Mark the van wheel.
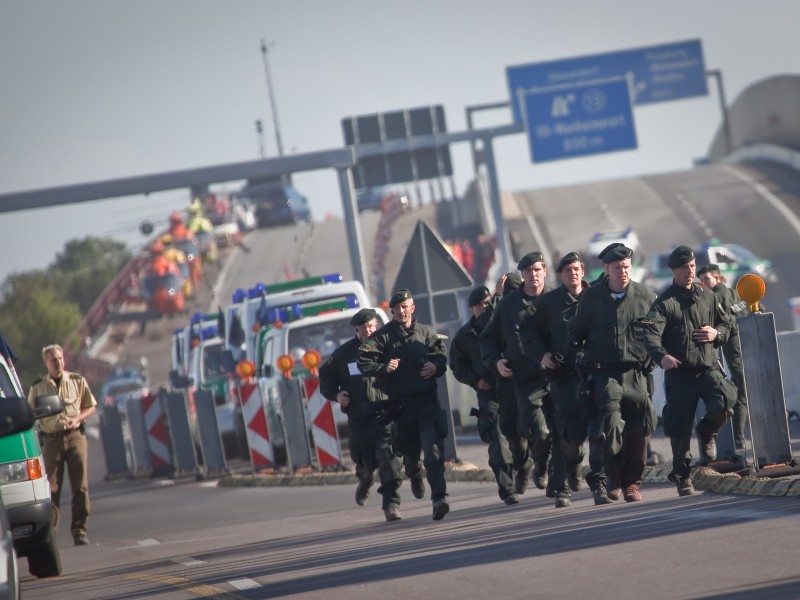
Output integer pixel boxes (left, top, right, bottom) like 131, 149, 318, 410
27, 534, 62, 578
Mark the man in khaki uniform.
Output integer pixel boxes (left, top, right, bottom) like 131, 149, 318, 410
28, 344, 97, 546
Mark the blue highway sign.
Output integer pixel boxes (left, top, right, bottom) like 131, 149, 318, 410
521, 77, 637, 163
507, 39, 707, 123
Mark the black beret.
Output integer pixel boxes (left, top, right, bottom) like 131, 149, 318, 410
468, 286, 491, 307
517, 251, 545, 270
556, 251, 582, 273
602, 245, 633, 264
697, 263, 720, 276
668, 245, 695, 269
503, 272, 522, 295
350, 308, 377, 326
389, 288, 412, 308
597, 242, 624, 260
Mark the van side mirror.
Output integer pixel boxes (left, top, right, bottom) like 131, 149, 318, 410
32, 394, 65, 420
221, 350, 236, 374
0, 396, 35, 437
169, 370, 193, 390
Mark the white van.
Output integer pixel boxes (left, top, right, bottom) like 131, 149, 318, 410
257, 307, 388, 443
222, 273, 371, 366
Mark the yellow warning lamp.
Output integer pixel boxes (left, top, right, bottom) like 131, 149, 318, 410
302, 349, 322, 375
272, 321, 284, 329
379, 300, 389, 311
236, 360, 256, 383
736, 274, 766, 313
251, 323, 260, 333
276, 354, 295, 378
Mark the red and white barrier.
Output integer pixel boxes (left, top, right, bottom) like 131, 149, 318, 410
240, 381, 276, 470
142, 393, 171, 473
302, 376, 343, 469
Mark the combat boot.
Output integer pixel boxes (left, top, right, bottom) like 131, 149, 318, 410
514, 464, 532, 495
410, 477, 426, 499
503, 493, 520, 506
676, 476, 697, 497
696, 427, 717, 463
432, 498, 450, 521
623, 483, 642, 502
384, 504, 402, 522
355, 479, 373, 506
555, 492, 571, 508
592, 481, 613, 506
532, 461, 548, 490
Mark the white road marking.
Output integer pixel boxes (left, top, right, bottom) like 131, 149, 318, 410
721, 163, 800, 238
179, 558, 206, 566
229, 577, 261, 590
137, 538, 161, 546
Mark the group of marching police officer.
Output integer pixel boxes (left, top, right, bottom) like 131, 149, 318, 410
321, 241, 743, 522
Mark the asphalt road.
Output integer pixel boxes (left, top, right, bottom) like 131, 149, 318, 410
20, 434, 800, 600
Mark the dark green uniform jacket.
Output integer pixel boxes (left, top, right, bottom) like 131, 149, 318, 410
450, 314, 495, 390
569, 280, 657, 365
357, 318, 447, 398
319, 336, 390, 429
479, 285, 549, 383
524, 281, 588, 365
643, 282, 732, 367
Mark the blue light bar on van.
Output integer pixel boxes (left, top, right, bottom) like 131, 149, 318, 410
321, 273, 343, 284
345, 295, 359, 308
190, 311, 205, 324
247, 282, 267, 299
231, 288, 246, 304
290, 303, 303, 320
200, 325, 218, 340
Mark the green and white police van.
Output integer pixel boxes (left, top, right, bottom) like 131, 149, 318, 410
0, 351, 64, 578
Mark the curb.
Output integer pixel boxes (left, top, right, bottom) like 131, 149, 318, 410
219, 462, 800, 497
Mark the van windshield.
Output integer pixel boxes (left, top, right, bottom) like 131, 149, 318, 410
287, 317, 355, 361
0, 364, 16, 398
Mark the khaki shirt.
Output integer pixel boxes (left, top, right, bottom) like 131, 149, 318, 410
28, 370, 97, 433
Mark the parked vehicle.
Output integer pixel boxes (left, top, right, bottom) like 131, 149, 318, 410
100, 366, 149, 418
238, 182, 312, 227
0, 351, 65, 579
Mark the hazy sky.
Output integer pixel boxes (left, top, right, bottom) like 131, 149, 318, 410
1, 1, 799, 285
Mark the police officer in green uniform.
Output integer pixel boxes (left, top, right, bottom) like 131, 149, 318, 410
319, 308, 404, 522
450, 286, 518, 506
643, 247, 736, 496
526, 252, 589, 508
568, 245, 657, 505
486, 273, 534, 495
480, 252, 552, 492
28, 344, 97, 546
697, 263, 749, 449
357, 289, 451, 521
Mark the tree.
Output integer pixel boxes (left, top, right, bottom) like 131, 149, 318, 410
0, 236, 130, 388
51, 237, 131, 313
0, 287, 81, 389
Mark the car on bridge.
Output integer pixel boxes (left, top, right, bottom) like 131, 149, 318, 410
238, 182, 312, 228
